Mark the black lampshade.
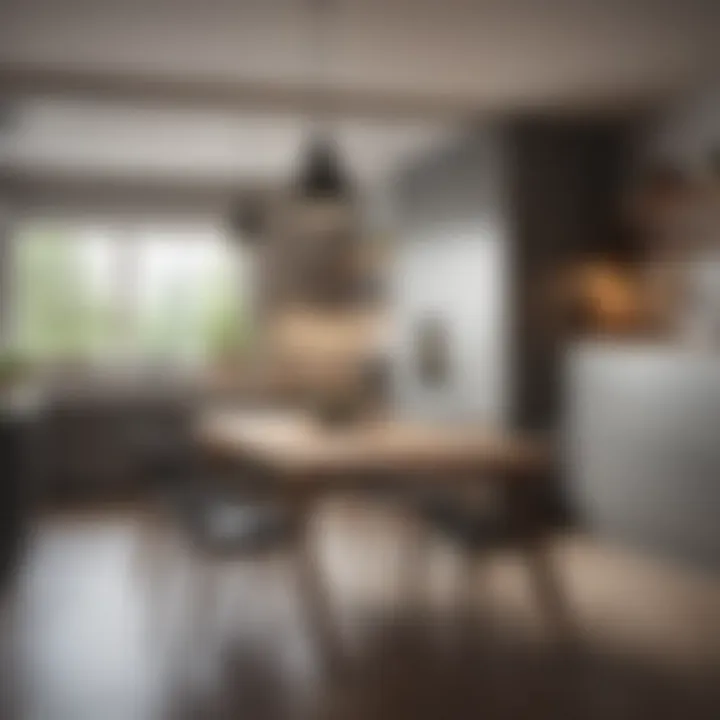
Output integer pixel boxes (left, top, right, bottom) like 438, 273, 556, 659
295, 134, 352, 200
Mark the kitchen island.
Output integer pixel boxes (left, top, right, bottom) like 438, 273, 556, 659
567, 341, 720, 567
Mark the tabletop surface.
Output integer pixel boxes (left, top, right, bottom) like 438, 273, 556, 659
197, 409, 551, 480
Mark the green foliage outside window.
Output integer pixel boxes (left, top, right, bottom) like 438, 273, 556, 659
12, 224, 250, 366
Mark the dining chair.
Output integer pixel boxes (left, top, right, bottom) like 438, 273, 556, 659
133, 406, 299, 655
412, 479, 574, 644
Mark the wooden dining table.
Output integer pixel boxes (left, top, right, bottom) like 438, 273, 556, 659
195, 409, 565, 667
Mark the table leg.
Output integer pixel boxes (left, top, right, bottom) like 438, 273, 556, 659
399, 511, 431, 616
292, 497, 344, 674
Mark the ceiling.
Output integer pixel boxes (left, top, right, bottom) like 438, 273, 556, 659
1, 0, 718, 188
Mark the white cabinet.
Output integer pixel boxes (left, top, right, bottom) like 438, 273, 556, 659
567, 343, 720, 566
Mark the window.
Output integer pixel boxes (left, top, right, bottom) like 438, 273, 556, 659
11, 220, 251, 367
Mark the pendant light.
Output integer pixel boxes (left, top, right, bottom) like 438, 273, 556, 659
295, 132, 351, 200
294, 0, 352, 201
229, 0, 351, 242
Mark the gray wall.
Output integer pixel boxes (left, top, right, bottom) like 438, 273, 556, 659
388, 130, 512, 426
644, 86, 720, 172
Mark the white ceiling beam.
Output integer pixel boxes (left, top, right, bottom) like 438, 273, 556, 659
0, 165, 274, 216
0, 62, 482, 122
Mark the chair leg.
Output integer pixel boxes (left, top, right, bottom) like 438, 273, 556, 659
454, 545, 496, 647
135, 509, 175, 605
135, 507, 194, 661
161, 549, 224, 694
504, 478, 578, 647
189, 548, 222, 647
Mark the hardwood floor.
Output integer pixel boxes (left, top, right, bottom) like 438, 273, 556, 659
1, 499, 719, 720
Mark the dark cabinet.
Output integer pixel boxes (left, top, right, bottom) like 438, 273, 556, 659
0, 399, 41, 592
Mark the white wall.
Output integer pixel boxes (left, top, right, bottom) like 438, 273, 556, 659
388, 130, 511, 426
